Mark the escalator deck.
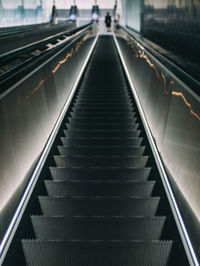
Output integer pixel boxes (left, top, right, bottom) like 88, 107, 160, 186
15, 35, 187, 265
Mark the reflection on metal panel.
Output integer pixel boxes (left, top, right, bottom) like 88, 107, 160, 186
143, 0, 200, 67
116, 31, 200, 260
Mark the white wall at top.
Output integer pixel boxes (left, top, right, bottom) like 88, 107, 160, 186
1, 0, 21, 8
56, 0, 71, 9
1, 0, 122, 10
56, 0, 121, 9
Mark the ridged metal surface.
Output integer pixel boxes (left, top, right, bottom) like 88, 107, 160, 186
39, 197, 160, 217
44, 180, 155, 197
49, 167, 152, 181
31, 216, 166, 240
22, 240, 172, 266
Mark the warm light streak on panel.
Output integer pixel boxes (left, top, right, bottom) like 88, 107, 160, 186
126, 37, 160, 80
172, 91, 200, 121
124, 35, 200, 122
24, 34, 89, 102
52, 37, 86, 74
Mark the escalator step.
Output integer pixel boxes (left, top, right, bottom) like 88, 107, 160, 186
73, 106, 133, 112
68, 117, 137, 124
39, 197, 160, 216
74, 103, 133, 107
60, 137, 143, 146
22, 240, 172, 266
73, 104, 133, 109
71, 110, 135, 116
49, 167, 151, 181
63, 129, 140, 138
66, 123, 139, 131
75, 96, 130, 102
76, 96, 130, 101
57, 145, 145, 156
44, 180, 155, 197
31, 216, 166, 241
54, 155, 148, 168
70, 114, 135, 120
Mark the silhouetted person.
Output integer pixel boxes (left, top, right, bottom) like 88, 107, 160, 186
105, 12, 111, 30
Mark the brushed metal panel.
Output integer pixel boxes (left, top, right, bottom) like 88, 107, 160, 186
0, 33, 95, 242
116, 31, 200, 258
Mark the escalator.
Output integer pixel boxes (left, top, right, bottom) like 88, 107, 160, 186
4, 35, 189, 265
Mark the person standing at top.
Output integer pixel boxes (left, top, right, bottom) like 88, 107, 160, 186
105, 12, 112, 31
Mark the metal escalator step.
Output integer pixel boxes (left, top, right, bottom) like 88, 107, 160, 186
77, 95, 129, 99
60, 137, 143, 146
22, 240, 172, 266
65, 128, 139, 134
44, 180, 155, 197
82, 77, 126, 82
54, 155, 148, 168
73, 104, 133, 109
68, 117, 137, 124
77, 96, 130, 101
78, 89, 128, 92
76, 96, 130, 102
66, 123, 139, 131
39, 197, 160, 216
63, 129, 140, 138
77, 91, 128, 94
71, 110, 135, 116
49, 167, 151, 181
73, 106, 133, 112
57, 145, 145, 156
31, 216, 166, 241
70, 114, 135, 120
74, 103, 133, 107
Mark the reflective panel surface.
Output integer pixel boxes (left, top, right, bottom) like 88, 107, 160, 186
143, 0, 200, 68
116, 30, 200, 260
0, 31, 95, 242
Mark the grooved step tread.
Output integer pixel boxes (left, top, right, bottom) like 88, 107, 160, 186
31, 216, 166, 241
22, 240, 173, 266
61, 137, 143, 147
44, 180, 155, 197
63, 129, 140, 138
68, 117, 137, 123
73, 106, 134, 111
54, 155, 148, 168
39, 197, 160, 216
49, 167, 151, 181
70, 115, 135, 120
76, 96, 130, 102
71, 111, 135, 116
57, 145, 145, 156
65, 123, 139, 131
